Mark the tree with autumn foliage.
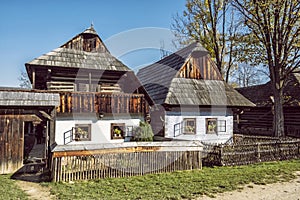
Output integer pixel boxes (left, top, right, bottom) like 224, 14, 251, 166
172, 0, 241, 82
232, 0, 300, 137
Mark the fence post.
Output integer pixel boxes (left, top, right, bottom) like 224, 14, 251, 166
219, 145, 223, 166
257, 143, 261, 162
298, 141, 300, 158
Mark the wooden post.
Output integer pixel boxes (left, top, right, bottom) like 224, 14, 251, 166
61, 94, 65, 113
32, 68, 36, 89
67, 94, 72, 113
257, 143, 261, 162
89, 72, 92, 92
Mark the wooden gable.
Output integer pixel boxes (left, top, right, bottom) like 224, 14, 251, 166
61, 31, 107, 53
176, 55, 222, 80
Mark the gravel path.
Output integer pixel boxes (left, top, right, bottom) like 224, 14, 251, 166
197, 171, 300, 200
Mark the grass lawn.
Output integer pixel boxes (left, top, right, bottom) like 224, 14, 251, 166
41, 159, 300, 200
0, 174, 29, 200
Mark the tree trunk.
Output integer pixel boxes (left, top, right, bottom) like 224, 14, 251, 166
272, 86, 285, 137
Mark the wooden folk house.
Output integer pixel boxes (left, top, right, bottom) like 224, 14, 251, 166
236, 73, 300, 137
24, 26, 152, 156
137, 42, 254, 144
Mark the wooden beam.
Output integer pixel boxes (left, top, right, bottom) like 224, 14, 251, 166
50, 76, 120, 83
32, 68, 36, 89
89, 72, 92, 92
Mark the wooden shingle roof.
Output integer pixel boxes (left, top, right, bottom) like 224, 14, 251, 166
137, 42, 254, 107
166, 78, 255, 107
26, 47, 129, 71
26, 26, 130, 72
0, 89, 60, 107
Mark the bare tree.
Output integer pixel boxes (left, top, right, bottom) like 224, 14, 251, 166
18, 70, 31, 89
232, 0, 300, 137
159, 40, 171, 59
231, 63, 269, 87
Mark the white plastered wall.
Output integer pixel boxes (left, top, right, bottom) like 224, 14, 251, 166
164, 108, 233, 144
55, 118, 140, 145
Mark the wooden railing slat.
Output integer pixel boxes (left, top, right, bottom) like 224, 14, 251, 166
51, 150, 203, 182
56, 92, 147, 115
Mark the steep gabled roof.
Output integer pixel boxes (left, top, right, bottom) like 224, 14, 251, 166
26, 25, 130, 72
137, 42, 209, 104
137, 42, 254, 107
237, 73, 300, 107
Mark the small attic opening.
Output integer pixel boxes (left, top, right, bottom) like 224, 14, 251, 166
82, 34, 98, 52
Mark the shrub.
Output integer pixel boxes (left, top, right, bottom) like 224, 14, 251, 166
133, 121, 154, 141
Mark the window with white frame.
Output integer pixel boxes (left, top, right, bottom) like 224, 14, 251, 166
174, 122, 181, 137
126, 126, 134, 137
218, 120, 226, 132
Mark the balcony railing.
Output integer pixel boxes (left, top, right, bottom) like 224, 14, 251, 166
56, 92, 148, 115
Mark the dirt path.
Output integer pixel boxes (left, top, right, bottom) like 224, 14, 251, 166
196, 171, 300, 200
15, 180, 56, 200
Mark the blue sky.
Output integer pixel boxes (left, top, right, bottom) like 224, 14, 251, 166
0, 0, 186, 87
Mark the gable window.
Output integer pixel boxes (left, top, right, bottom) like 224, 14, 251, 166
218, 120, 226, 132
111, 123, 125, 139
183, 118, 196, 134
206, 118, 217, 134
74, 124, 91, 141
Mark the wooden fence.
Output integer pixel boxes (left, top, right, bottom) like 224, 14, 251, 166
203, 139, 300, 166
51, 142, 202, 182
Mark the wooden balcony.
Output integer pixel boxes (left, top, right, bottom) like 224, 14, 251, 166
56, 92, 149, 115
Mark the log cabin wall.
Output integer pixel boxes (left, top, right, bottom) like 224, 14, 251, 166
31, 65, 126, 93
0, 113, 24, 174
235, 107, 300, 138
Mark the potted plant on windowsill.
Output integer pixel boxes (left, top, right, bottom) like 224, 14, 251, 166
114, 128, 122, 138
208, 122, 216, 133
75, 127, 88, 141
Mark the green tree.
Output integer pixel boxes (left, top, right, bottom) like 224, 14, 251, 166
232, 0, 300, 137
